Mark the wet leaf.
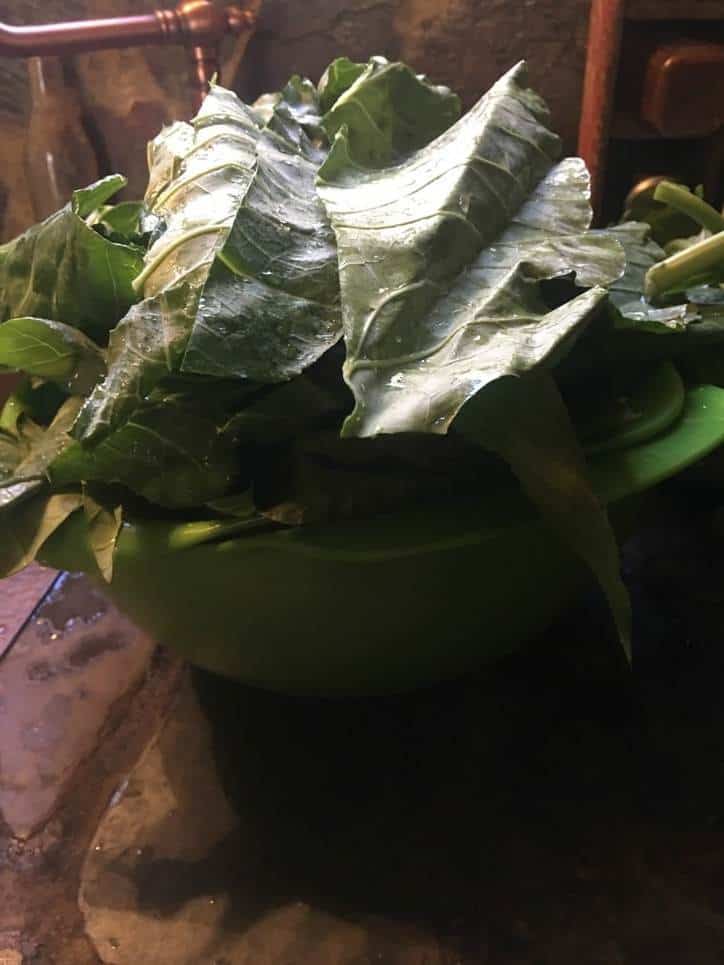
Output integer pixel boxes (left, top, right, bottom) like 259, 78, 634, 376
317, 62, 624, 438
0, 317, 105, 393
76, 82, 340, 443
0, 176, 143, 341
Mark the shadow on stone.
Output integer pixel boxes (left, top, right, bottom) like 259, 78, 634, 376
81, 491, 724, 964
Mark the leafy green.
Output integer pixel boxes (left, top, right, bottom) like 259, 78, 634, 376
0, 492, 82, 577
0, 176, 143, 340
646, 230, 724, 302
317, 62, 624, 438
563, 197, 724, 370
53, 393, 243, 508
600, 223, 667, 318
0, 56, 711, 652
88, 201, 146, 246
72, 283, 199, 441
321, 56, 461, 167
73, 175, 129, 219
264, 76, 327, 150
318, 57, 367, 113
76, 81, 341, 443
0, 317, 105, 392
317, 61, 632, 655
607, 182, 724, 328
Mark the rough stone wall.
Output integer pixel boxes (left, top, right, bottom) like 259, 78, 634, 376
0, 0, 592, 241
0, 0, 189, 238
240, 0, 591, 148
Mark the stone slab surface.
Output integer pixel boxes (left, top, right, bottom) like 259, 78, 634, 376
0, 572, 156, 838
0, 565, 58, 660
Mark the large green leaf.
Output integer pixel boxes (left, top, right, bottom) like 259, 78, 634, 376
320, 56, 461, 167
456, 373, 631, 656
318, 62, 629, 652
0, 492, 82, 578
599, 221, 705, 334
0, 317, 105, 392
179, 132, 340, 379
72, 283, 200, 441
317, 62, 624, 438
0, 176, 143, 340
259, 76, 327, 154
73, 175, 129, 219
317, 57, 367, 113
53, 393, 244, 508
88, 200, 146, 247
75, 81, 341, 443
601, 222, 667, 317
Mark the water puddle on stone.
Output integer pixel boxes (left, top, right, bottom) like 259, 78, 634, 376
0, 571, 156, 838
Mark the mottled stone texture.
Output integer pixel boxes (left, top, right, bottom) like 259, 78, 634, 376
0, 0, 591, 240
0, 0, 189, 238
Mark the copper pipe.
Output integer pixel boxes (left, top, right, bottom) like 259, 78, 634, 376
577, 0, 626, 221
0, 13, 170, 56
0, 0, 259, 109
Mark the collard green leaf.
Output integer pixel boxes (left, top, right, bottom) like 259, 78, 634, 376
318, 62, 629, 651
73, 175, 128, 219
89, 201, 146, 246
0, 317, 105, 392
0, 397, 83, 511
138, 87, 261, 299
0, 491, 82, 578
456, 373, 631, 658
53, 394, 242, 508
180, 108, 340, 378
72, 284, 199, 441
84, 494, 122, 582
321, 56, 461, 167
317, 62, 624, 438
601, 222, 666, 317
76, 81, 341, 443
596, 221, 711, 335
264, 76, 326, 153
318, 57, 367, 113
0, 177, 143, 340
575, 222, 724, 367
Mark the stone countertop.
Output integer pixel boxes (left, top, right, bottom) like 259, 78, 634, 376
0, 569, 183, 964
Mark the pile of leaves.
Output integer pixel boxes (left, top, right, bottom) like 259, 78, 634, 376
3, 56, 724, 656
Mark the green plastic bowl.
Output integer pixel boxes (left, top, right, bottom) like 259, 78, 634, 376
39, 372, 724, 695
